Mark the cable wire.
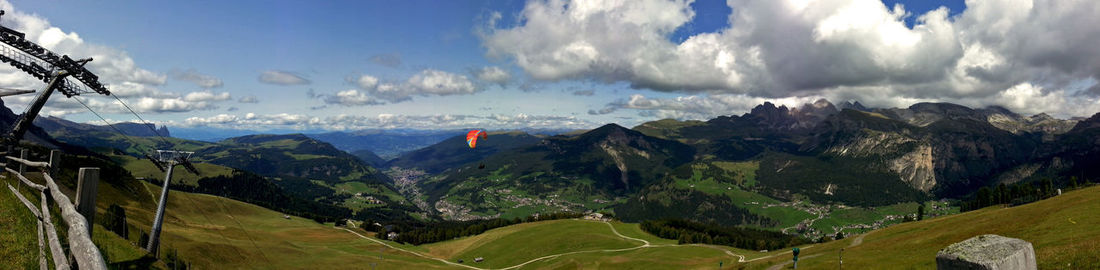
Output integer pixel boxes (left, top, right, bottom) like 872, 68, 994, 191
110, 95, 173, 146
72, 96, 148, 149
74, 95, 263, 266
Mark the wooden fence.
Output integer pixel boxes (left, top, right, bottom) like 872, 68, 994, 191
3, 148, 106, 270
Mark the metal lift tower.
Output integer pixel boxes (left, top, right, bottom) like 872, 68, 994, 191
145, 150, 200, 256
0, 10, 113, 145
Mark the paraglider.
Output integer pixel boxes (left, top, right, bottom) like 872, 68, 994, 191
467, 130, 487, 148
467, 130, 488, 169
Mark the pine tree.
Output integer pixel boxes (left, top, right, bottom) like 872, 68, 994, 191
917, 204, 925, 221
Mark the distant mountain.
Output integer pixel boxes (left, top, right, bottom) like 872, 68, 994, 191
0, 100, 72, 149
37, 116, 170, 137
167, 127, 276, 142
875, 103, 1077, 138
200, 133, 392, 186
415, 124, 694, 220
307, 130, 458, 159
32, 117, 419, 222
386, 131, 544, 174
352, 149, 386, 168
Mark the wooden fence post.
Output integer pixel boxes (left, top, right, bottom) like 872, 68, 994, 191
76, 167, 99, 235
48, 150, 60, 176
18, 148, 27, 175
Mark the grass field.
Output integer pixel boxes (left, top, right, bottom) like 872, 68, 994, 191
424, 220, 638, 268
0, 177, 48, 269
744, 185, 1100, 269
672, 166, 814, 229
2, 171, 157, 269
126, 181, 451, 269
8, 166, 1098, 269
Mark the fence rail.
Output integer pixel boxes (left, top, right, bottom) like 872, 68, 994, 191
4, 149, 105, 270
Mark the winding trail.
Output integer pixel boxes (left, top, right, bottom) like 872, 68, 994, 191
339, 227, 485, 270
339, 219, 756, 269
849, 231, 867, 247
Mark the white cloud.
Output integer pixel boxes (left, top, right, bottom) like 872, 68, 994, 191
170, 69, 223, 89
258, 70, 310, 85
354, 75, 379, 90
322, 89, 384, 106
405, 69, 478, 96
474, 66, 511, 86
318, 69, 482, 105
183, 91, 231, 102
178, 112, 600, 131
238, 95, 259, 103
0, 1, 235, 116
0, 5, 168, 87
591, 93, 820, 120
131, 96, 221, 113
483, 0, 1100, 118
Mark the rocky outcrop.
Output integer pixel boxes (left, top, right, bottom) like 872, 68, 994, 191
936, 234, 1036, 270
890, 144, 936, 192
824, 130, 915, 157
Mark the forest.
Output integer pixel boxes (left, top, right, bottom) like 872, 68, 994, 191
364, 212, 584, 245
640, 218, 809, 251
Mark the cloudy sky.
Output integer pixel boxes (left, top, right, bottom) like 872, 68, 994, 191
1, 0, 1098, 132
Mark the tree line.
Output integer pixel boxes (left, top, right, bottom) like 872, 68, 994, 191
960, 177, 1088, 212
363, 212, 584, 245
640, 218, 809, 251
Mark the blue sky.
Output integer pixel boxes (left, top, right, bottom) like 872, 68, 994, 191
3, 0, 1099, 132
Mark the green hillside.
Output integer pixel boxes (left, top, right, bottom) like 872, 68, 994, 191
744, 184, 1100, 269
123, 181, 449, 269
417, 124, 694, 220
386, 131, 544, 174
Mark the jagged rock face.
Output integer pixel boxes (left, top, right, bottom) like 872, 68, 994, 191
890, 144, 936, 192
986, 112, 1076, 138
872, 102, 1076, 137
821, 130, 937, 192
743, 100, 838, 131
824, 131, 916, 157
836, 100, 870, 112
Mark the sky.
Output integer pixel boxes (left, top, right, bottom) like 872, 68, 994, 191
1, 0, 1098, 132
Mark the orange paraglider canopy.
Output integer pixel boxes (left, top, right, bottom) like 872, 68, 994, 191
466, 130, 487, 148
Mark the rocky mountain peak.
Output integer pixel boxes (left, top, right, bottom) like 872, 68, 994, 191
837, 100, 870, 112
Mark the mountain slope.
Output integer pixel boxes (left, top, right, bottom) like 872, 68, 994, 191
193, 134, 415, 218
352, 149, 387, 168
417, 124, 695, 220
32, 117, 416, 221
386, 131, 544, 174
746, 185, 1100, 269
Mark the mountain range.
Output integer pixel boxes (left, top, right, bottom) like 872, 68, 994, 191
386, 99, 1098, 224
14, 97, 1100, 229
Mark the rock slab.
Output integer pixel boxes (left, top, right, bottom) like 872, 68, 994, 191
936, 234, 1036, 270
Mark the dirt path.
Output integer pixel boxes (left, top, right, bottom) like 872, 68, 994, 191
339, 227, 485, 270
849, 232, 867, 247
